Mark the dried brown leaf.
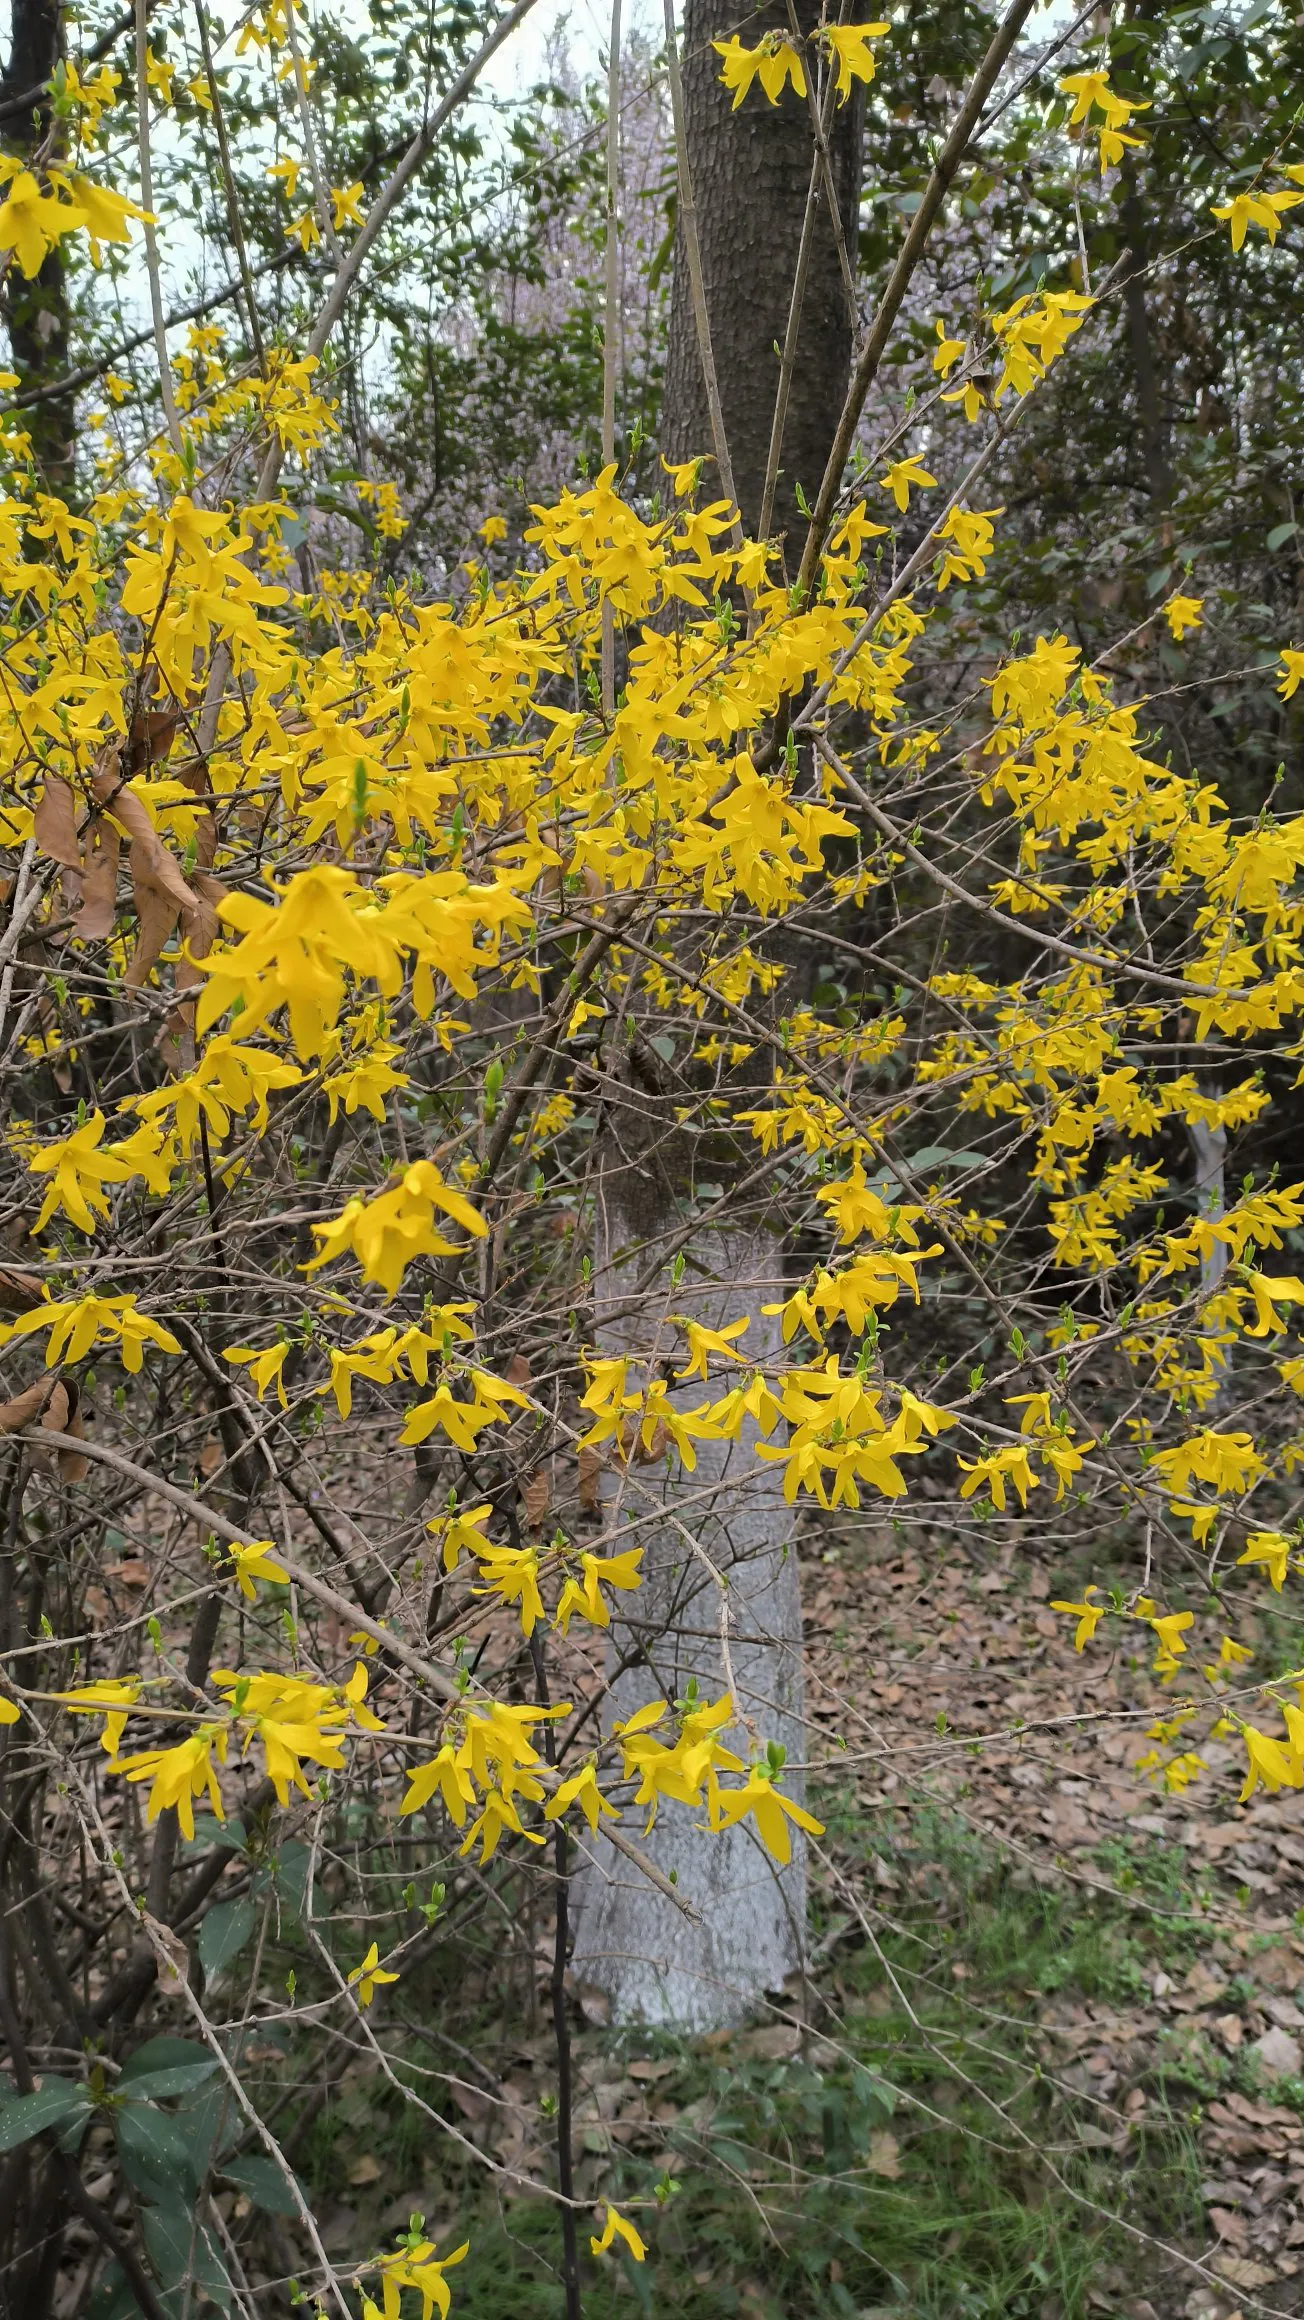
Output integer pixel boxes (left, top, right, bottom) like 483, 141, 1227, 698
866, 2130, 903, 2180
522, 1469, 550, 1531
0, 1266, 44, 1313
33, 775, 81, 868
577, 1445, 602, 1514
0, 1376, 86, 1480
0, 1380, 53, 1432
72, 821, 120, 940
41, 1379, 87, 1482
141, 1913, 190, 1986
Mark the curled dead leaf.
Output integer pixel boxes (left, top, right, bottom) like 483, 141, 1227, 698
577, 1444, 602, 1514
521, 1469, 550, 1531
0, 1375, 88, 1480
126, 702, 185, 775
141, 1913, 190, 1986
33, 775, 81, 869
0, 1266, 44, 1313
73, 821, 120, 940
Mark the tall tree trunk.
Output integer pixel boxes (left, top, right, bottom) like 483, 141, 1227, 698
574, 0, 862, 2035
660, 0, 862, 540
3, 0, 74, 493
571, 1070, 806, 2030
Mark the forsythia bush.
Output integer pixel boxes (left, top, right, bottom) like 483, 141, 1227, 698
2, 9, 1304, 2314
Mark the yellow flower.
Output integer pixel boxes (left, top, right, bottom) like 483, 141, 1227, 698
1212, 187, 1304, 250
400, 1743, 476, 1826
306, 1159, 487, 1297
0, 1293, 180, 1373
590, 2204, 647, 2261
51, 1677, 141, 1754
712, 34, 805, 109
460, 1786, 545, 1863
822, 21, 888, 99
1147, 1609, 1193, 1657
1238, 1530, 1293, 1590
223, 1342, 291, 1407
878, 454, 937, 512
112, 1729, 229, 1841
368, 2235, 468, 2320
268, 155, 300, 201
348, 1942, 399, 2007
330, 181, 364, 231
1057, 68, 1114, 126
544, 1763, 619, 1832
0, 169, 84, 280
554, 1548, 643, 1633
956, 1445, 1039, 1511
479, 513, 507, 543
660, 455, 702, 498
145, 47, 175, 102
28, 1111, 133, 1234
60, 175, 149, 265
0, 1691, 21, 1725
472, 1541, 545, 1636
229, 1540, 292, 1602
1163, 593, 1203, 640
932, 319, 965, 377
672, 1314, 750, 1380
1240, 1722, 1301, 1801
1278, 647, 1304, 699
426, 1501, 494, 1572
709, 1770, 825, 1866
399, 1368, 528, 1452
1049, 1586, 1104, 1651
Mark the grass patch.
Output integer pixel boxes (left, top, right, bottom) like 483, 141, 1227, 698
291, 1812, 1207, 2320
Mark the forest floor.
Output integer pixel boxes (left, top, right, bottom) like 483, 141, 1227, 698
295, 1516, 1304, 2320
797, 1513, 1304, 2320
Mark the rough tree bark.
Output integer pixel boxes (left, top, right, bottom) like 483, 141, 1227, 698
572, 0, 863, 2035
571, 1075, 806, 2029
2, 0, 74, 491
660, 0, 862, 541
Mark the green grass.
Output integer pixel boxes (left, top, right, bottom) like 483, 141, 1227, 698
289, 1810, 1208, 2320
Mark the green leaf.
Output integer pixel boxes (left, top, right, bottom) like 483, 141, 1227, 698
141, 2203, 233, 2311
119, 2061, 221, 2102
197, 1897, 257, 1978
170, 2080, 240, 2181
181, 1813, 247, 1858
120, 2037, 213, 2085
272, 1838, 313, 1921
0, 2080, 91, 2153
85, 2262, 137, 2320
115, 2102, 201, 2197
904, 1146, 987, 1171
219, 2152, 303, 2215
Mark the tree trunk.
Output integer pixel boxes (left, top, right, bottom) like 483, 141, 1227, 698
3, 0, 74, 493
660, 0, 862, 539
571, 1112, 806, 2030
573, 0, 863, 2034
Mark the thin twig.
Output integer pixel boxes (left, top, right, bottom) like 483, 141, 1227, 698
135, 0, 185, 458
660, 0, 742, 535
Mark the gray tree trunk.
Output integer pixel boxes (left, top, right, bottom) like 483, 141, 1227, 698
572, 0, 864, 2033
570, 1199, 806, 2030
661, 0, 862, 538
